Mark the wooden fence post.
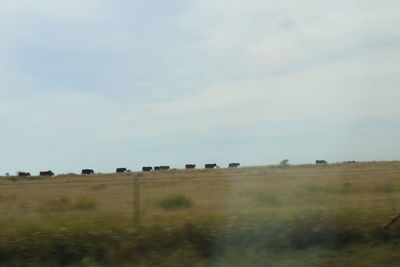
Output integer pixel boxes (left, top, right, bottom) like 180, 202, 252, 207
133, 174, 140, 224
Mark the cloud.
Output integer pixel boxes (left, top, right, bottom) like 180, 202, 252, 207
122, 45, 400, 125
174, 0, 400, 79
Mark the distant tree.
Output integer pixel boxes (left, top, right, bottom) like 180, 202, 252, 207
280, 159, 289, 167
5, 172, 9, 177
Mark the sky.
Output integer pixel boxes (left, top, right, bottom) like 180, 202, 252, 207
0, 0, 400, 175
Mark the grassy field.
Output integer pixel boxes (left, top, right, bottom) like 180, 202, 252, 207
1, 161, 400, 266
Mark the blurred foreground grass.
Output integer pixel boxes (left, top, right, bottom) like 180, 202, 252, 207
0, 212, 400, 266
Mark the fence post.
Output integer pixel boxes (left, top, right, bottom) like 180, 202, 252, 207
133, 174, 140, 224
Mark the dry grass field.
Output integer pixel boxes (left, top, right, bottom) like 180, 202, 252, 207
1, 161, 400, 223
1, 161, 400, 266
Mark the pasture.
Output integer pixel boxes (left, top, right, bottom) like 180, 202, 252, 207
1, 161, 400, 266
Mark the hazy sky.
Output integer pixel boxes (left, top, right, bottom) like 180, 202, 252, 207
1, 0, 399, 174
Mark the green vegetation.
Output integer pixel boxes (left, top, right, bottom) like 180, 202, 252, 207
245, 191, 281, 206
157, 194, 193, 210
0, 210, 398, 266
37, 197, 97, 214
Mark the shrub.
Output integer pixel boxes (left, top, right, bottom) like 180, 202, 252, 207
37, 197, 97, 213
157, 194, 193, 210
72, 197, 97, 210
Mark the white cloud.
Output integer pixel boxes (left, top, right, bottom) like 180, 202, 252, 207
114, 41, 400, 145
175, 0, 400, 78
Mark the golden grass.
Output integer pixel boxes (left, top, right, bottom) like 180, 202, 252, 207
1, 162, 400, 265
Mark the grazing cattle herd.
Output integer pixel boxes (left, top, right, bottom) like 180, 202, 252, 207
11, 160, 339, 177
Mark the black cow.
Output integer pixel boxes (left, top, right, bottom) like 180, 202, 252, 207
205, 163, 219, 169
160, 166, 170, 170
316, 160, 327, 165
17, 171, 30, 177
142, 166, 152, 172
185, 164, 196, 169
40, 170, 54, 176
82, 169, 94, 175
228, 163, 240, 168
116, 168, 127, 173
154, 166, 161, 171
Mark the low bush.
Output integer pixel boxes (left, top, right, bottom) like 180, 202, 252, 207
37, 197, 97, 213
157, 194, 193, 210
72, 197, 97, 210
